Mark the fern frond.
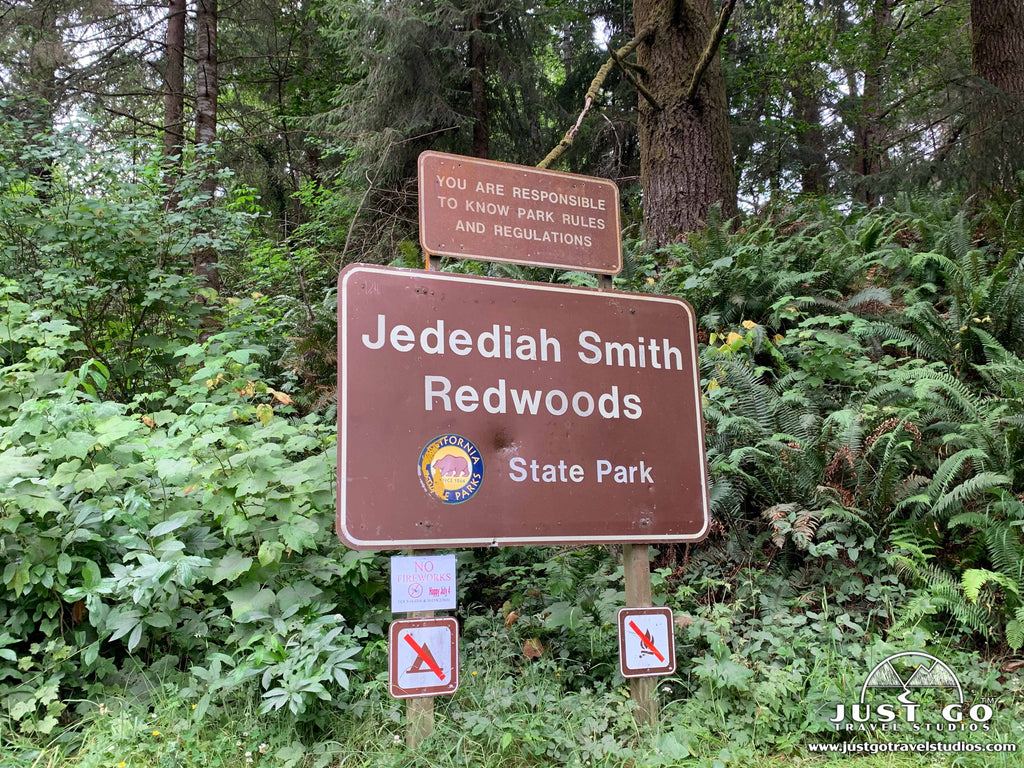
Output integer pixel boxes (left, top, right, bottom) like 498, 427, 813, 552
844, 286, 893, 310
962, 568, 1019, 603
985, 523, 1024, 581
887, 591, 949, 638
912, 250, 963, 283
821, 409, 864, 455
867, 428, 917, 512
929, 448, 989, 500
1007, 619, 1023, 651
941, 209, 974, 262
707, 476, 742, 521
878, 367, 984, 421
929, 472, 1011, 522
948, 511, 993, 531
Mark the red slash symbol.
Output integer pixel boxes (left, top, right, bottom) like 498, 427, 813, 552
628, 620, 665, 663
403, 634, 446, 680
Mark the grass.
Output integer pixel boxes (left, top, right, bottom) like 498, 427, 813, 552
5, 608, 1022, 768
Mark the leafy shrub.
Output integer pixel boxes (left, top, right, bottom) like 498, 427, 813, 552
0, 285, 385, 733
0, 113, 261, 399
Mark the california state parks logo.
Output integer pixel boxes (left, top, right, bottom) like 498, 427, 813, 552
419, 435, 484, 503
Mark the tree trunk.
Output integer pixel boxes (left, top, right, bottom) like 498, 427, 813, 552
469, 12, 489, 159
792, 80, 827, 195
970, 0, 1024, 192
634, 0, 737, 243
194, 0, 220, 289
851, 0, 890, 207
163, 0, 186, 202
23, 1, 61, 191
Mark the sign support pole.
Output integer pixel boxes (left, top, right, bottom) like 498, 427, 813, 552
405, 606, 436, 748
404, 255, 440, 747
623, 543, 658, 726
403, 553, 437, 744
598, 273, 658, 727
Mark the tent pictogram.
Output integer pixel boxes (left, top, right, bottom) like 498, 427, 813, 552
404, 636, 445, 679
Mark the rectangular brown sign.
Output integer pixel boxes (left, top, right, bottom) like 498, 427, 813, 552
337, 264, 710, 550
418, 151, 622, 274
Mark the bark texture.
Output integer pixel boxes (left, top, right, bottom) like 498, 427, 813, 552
194, 0, 220, 289
851, 0, 890, 206
970, 0, 1024, 191
163, 0, 187, 201
469, 12, 489, 159
634, 0, 737, 243
195, 0, 218, 154
793, 81, 827, 195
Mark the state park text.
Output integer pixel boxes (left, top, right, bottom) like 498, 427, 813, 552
360, 313, 687, 420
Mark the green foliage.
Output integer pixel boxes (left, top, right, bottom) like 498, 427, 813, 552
0, 115, 262, 399
0, 281, 387, 734
618, 196, 1024, 651
4, 116, 1024, 764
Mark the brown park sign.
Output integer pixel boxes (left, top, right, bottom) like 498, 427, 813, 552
336, 264, 710, 550
418, 151, 622, 274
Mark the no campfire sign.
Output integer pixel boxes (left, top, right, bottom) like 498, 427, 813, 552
617, 607, 676, 678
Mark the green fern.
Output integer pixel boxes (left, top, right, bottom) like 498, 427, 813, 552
961, 568, 1019, 603
1008, 617, 1024, 651
889, 562, 994, 640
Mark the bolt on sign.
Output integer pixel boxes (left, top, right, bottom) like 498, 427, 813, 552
389, 617, 460, 698
617, 607, 676, 678
336, 264, 711, 550
418, 151, 622, 274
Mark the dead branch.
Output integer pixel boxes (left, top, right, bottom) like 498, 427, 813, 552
537, 26, 654, 170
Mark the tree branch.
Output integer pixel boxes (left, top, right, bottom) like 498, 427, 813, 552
608, 43, 661, 110
686, 0, 738, 103
537, 26, 654, 170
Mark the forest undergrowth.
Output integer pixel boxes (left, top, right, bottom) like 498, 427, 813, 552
2, 127, 1024, 766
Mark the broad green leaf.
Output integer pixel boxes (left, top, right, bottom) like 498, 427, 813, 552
257, 541, 285, 566
47, 432, 97, 460
223, 581, 276, 621
92, 415, 143, 446
81, 560, 102, 590
144, 612, 173, 628
150, 515, 190, 538
73, 463, 120, 492
155, 457, 193, 484
0, 448, 42, 483
256, 403, 273, 425
107, 609, 142, 642
208, 550, 254, 584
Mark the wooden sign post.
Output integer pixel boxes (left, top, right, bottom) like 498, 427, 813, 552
339, 153, 709, 743
599, 272, 658, 726
407, 262, 444, 749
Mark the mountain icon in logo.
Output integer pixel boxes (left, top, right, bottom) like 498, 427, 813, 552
905, 661, 960, 689
860, 652, 963, 705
